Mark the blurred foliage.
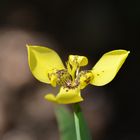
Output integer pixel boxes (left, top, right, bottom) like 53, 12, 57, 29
55, 105, 76, 140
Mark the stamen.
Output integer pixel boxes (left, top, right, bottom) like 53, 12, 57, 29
56, 69, 80, 89
48, 68, 93, 90
77, 70, 94, 89
56, 69, 72, 86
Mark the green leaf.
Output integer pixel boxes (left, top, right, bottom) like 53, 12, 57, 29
73, 104, 92, 140
55, 105, 76, 140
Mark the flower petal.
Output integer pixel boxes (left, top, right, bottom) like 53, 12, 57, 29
56, 87, 83, 104
69, 55, 88, 67
45, 94, 57, 103
79, 71, 94, 89
90, 50, 130, 86
27, 45, 65, 83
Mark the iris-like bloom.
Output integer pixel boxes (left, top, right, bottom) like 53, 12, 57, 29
27, 45, 129, 104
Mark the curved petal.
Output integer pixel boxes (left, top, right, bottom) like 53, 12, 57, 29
78, 70, 94, 89
44, 87, 83, 104
90, 50, 130, 86
69, 55, 88, 67
56, 87, 83, 104
27, 45, 65, 83
45, 93, 57, 103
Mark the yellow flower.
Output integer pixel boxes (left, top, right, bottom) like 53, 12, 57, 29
27, 45, 130, 104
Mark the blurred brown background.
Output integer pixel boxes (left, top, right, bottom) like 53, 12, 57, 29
0, 0, 139, 140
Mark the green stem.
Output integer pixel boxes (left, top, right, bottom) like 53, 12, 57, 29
73, 104, 82, 140
73, 103, 92, 140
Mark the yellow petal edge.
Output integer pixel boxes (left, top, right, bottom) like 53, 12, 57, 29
27, 45, 65, 83
45, 87, 83, 104
91, 50, 130, 86
69, 55, 88, 66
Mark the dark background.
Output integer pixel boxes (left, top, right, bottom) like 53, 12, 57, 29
0, 0, 139, 140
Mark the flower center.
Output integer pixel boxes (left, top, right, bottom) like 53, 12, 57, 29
48, 69, 94, 89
